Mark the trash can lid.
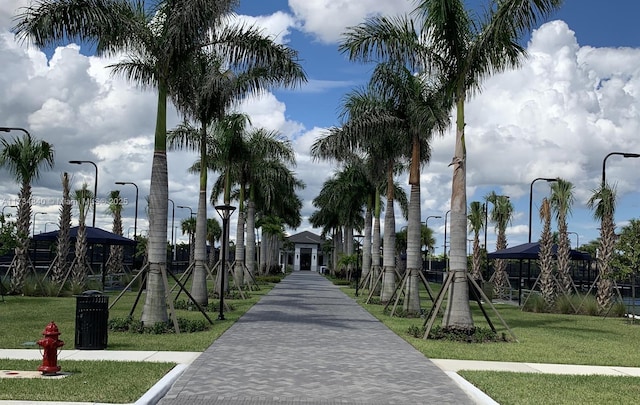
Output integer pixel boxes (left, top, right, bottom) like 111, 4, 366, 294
80, 290, 105, 295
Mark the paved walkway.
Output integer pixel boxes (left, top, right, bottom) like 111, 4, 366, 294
158, 272, 479, 405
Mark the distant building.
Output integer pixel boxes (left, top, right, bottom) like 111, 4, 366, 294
282, 231, 327, 272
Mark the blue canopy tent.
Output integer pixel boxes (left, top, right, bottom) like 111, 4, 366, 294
33, 226, 136, 289
487, 242, 591, 261
487, 242, 592, 305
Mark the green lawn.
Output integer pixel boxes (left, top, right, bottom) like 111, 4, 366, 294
341, 282, 640, 404
0, 279, 277, 402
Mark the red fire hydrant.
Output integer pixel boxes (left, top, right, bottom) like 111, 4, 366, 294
37, 321, 64, 375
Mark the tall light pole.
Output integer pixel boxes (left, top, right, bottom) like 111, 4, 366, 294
115, 181, 138, 238
568, 231, 579, 250
602, 152, 640, 186
177, 205, 194, 262
425, 215, 441, 272
32, 212, 46, 237
69, 160, 98, 227
168, 198, 176, 262
215, 204, 236, 320
528, 178, 558, 243
354, 234, 364, 297
44, 222, 57, 232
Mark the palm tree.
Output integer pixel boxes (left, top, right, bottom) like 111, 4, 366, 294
550, 178, 575, 295
181, 217, 196, 265
486, 192, 514, 297
52, 172, 72, 288
538, 197, 555, 308
71, 183, 93, 290
588, 183, 617, 313
105, 190, 125, 275
0, 132, 54, 294
340, 0, 562, 330
467, 201, 484, 281
207, 218, 222, 269
13, 0, 293, 326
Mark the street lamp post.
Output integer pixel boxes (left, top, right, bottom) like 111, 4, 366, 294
215, 204, 236, 320
0, 127, 30, 137
568, 231, 579, 250
44, 222, 57, 232
2, 205, 17, 217
177, 205, 194, 217
354, 234, 364, 297
115, 181, 138, 239
528, 178, 558, 243
32, 212, 46, 237
602, 152, 640, 186
168, 199, 176, 262
425, 215, 441, 272
69, 160, 98, 227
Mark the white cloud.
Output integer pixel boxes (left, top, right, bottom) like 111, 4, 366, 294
288, 0, 416, 44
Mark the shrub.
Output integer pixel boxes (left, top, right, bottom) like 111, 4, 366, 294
407, 324, 426, 338
428, 325, 509, 343
521, 292, 548, 313
107, 316, 209, 334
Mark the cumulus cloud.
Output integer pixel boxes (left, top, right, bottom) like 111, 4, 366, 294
288, 0, 416, 44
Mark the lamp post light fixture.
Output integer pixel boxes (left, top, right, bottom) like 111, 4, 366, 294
354, 234, 364, 297
602, 152, 640, 186
2, 205, 17, 217
215, 204, 236, 320
69, 160, 98, 227
568, 231, 579, 250
528, 178, 558, 243
0, 127, 30, 137
177, 205, 194, 217
32, 212, 46, 237
115, 181, 138, 238
425, 215, 441, 272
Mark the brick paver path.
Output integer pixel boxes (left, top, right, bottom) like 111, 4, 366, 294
158, 272, 477, 405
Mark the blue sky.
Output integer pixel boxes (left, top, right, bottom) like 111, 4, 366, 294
1, 0, 640, 254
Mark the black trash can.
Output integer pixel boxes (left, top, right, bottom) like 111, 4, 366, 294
75, 290, 109, 350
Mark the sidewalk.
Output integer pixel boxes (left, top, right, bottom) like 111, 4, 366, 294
3, 271, 640, 405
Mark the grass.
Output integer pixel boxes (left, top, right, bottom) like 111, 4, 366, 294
338, 281, 640, 404
0, 359, 174, 403
0, 276, 279, 402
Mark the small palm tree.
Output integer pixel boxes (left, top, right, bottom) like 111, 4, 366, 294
52, 172, 72, 288
181, 217, 196, 266
538, 197, 555, 308
71, 183, 93, 290
207, 218, 222, 269
0, 131, 54, 294
467, 201, 485, 281
550, 179, 575, 295
486, 192, 514, 297
105, 190, 125, 275
588, 183, 617, 313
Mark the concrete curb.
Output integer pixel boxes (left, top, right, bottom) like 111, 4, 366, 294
445, 371, 500, 405
134, 364, 187, 405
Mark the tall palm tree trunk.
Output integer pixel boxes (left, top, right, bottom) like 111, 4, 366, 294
361, 207, 372, 285
538, 198, 555, 308
380, 166, 397, 303
371, 199, 382, 294
245, 200, 256, 283
597, 215, 616, 312
234, 208, 246, 287
142, 88, 170, 326
556, 215, 573, 294
11, 181, 32, 294
443, 98, 474, 330
52, 173, 72, 287
404, 183, 422, 315
191, 188, 209, 305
